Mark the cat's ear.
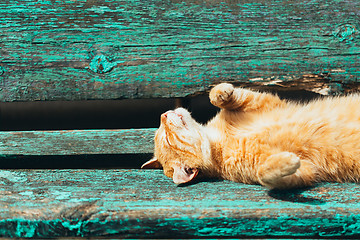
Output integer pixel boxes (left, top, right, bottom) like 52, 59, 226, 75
141, 157, 162, 169
173, 165, 199, 185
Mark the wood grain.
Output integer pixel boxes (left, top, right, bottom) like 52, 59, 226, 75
0, 128, 156, 155
0, 169, 360, 238
0, 0, 359, 102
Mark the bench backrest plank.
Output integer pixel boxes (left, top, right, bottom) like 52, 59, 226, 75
0, 0, 359, 102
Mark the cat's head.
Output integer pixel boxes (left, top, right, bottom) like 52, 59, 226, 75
142, 108, 212, 185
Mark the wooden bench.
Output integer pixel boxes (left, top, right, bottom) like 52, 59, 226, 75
0, 0, 359, 238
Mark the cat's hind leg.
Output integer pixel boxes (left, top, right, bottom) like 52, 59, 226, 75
257, 152, 317, 189
209, 83, 286, 112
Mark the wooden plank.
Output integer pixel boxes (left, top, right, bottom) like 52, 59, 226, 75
0, 129, 155, 155
0, 0, 359, 101
0, 169, 360, 238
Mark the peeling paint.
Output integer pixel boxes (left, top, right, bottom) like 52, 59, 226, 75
333, 24, 358, 43
0, 170, 28, 183
0, 66, 5, 76
89, 55, 118, 74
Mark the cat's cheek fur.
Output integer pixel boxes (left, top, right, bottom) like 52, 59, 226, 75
199, 131, 212, 165
200, 128, 220, 171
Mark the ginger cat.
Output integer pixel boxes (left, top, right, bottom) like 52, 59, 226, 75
142, 83, 360, 189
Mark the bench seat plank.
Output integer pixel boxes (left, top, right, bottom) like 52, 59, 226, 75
0, 169, 359, 238
0, 129, 155, 155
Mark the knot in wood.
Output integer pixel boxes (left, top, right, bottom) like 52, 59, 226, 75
89, 55, 116, 74
0, 66, 5, 76
333, 24, 358, 42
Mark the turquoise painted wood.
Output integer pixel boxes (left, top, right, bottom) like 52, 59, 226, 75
0, 128, 156, 155
0, 1, 359, 238
0, 169, 360, 238
0, 0, 359, 102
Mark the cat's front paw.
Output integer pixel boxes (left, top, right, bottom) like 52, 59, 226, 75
209, 83, 234, 108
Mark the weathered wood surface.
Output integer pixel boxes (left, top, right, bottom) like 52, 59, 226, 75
0, 169, 359, 238
0, 0, 359, 102
0, 128, 156, 155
